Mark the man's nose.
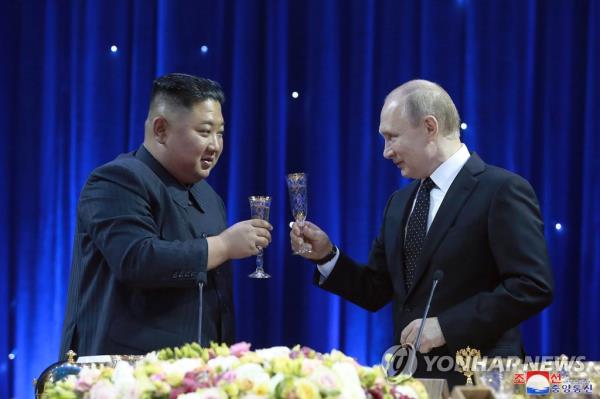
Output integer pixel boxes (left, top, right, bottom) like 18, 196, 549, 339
208, 134, 221, 151
383, 142, 393, 159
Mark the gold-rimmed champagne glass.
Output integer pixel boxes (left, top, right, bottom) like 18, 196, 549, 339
286, 172, 311, 255
248, 196, 272, 279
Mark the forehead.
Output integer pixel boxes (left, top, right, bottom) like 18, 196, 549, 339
185, 99, 224, 124
379, 99, 407, 133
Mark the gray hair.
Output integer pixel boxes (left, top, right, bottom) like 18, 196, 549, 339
400, 82, 460, 137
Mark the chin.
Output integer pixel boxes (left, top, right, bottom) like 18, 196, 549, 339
197, 168, 212, 180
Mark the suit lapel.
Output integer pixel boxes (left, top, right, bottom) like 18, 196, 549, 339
406, 154, 485, 297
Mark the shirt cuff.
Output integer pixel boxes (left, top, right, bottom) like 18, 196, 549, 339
316, 247, 340, 284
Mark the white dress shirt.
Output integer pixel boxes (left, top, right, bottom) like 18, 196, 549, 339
317, 144, 471, 281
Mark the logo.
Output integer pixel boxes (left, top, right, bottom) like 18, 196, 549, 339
513, 373, 526, 384
550, 372, 561, 384
380, 343, 417, 381
526, 371, 550, 395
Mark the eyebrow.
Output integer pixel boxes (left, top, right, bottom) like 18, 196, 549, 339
198, 120, 225, 126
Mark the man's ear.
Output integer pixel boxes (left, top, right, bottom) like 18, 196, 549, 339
423, 115, 439, 138
152, 116, 168, 144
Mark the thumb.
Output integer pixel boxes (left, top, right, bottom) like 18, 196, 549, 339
302, 223, 323, 239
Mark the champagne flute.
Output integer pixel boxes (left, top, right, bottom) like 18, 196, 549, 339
286, 172, 311, 254
248, 196, 272, 279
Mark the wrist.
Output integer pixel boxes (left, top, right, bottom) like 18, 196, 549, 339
315, 245, 337, 265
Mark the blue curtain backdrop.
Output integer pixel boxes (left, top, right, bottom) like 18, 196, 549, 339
1, 0, 599, 397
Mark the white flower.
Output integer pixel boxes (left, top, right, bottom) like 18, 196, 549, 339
332, 362, 365, 399
269, 373, 285, 392
300, 358, 322, 375
89, 379, 117, 399
112, 361, 141, 398
254, 346, 291, 360
207, 355, 240, 371
308, 365, 341, 392
234, 363, 270, 386
144, 351, 159, 362
393, 385, 419, 398
160, 358, 203, 379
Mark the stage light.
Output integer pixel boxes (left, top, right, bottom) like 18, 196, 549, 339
292, 91, 299, 99
8, 353, 15, 360
555, 223, 562, 231
460, 122, 468, 130
110, 45, 118, 53
201, 45, 208, 54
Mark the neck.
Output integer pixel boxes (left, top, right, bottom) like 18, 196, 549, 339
423, 139, 462, 177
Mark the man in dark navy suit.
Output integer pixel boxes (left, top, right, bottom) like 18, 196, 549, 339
60, 73, 272, 357
290, 80, 553, 386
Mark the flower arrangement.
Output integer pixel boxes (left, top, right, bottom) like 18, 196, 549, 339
43, 342, 428, 399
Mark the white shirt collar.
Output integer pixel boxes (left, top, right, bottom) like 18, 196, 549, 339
429, 144, 470, 194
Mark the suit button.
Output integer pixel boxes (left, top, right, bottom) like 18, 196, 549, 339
172, 272, 178, 279
201, 233, 208, 238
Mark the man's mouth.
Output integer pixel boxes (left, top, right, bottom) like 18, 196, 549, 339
201, 157, 214, 168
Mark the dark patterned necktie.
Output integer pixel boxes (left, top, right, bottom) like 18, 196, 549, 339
403, 177, 436, 290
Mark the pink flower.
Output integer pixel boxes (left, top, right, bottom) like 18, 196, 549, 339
230, 342, 251, 357
74, 368, 101, 392
169, 387, 187, 399
218, 371, 236, 383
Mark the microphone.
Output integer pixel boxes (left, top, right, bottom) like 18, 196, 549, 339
405, 270, 444, 372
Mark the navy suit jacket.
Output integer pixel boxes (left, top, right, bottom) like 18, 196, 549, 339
60, 146, 234, 358
316, 153, 553, 385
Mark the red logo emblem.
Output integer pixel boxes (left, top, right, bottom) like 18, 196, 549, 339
550, 373, 561, 384
513, 373, 526, 384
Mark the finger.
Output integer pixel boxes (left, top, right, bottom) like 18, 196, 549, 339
292, 235, 305, 249
301, 225, 322, 240
255, 228, 272, 242
290, 230, 298, 242
419, 341, 431, 354
400, 323, 412, 345
302, 220, 318, 229
406, 319, 421, 345
256, 237, 270, 248
401, 319, 418, 344
249, 219, 272, 230
291, 223, 303, 235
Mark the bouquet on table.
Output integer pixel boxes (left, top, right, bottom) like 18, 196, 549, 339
43, 342, 428, 399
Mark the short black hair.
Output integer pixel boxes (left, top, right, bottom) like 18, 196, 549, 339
150, 73, 225, 110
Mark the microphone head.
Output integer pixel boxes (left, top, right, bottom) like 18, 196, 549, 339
433, 270, 444, 282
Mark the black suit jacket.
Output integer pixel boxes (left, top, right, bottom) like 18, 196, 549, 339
317, 153, 553, 385
59, 146, 234, 358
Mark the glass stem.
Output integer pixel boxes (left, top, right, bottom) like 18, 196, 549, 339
256, 249, 264, 270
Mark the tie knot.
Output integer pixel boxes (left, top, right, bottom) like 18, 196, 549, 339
421, 177, 435, 193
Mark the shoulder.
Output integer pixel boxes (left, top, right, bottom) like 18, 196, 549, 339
83, 152, 159, 196
478, 164, 535, 195
468, 160, 539, 209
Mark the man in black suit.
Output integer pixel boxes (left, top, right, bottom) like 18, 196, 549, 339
60, 73, 272, 357
290, 79, 553, 385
